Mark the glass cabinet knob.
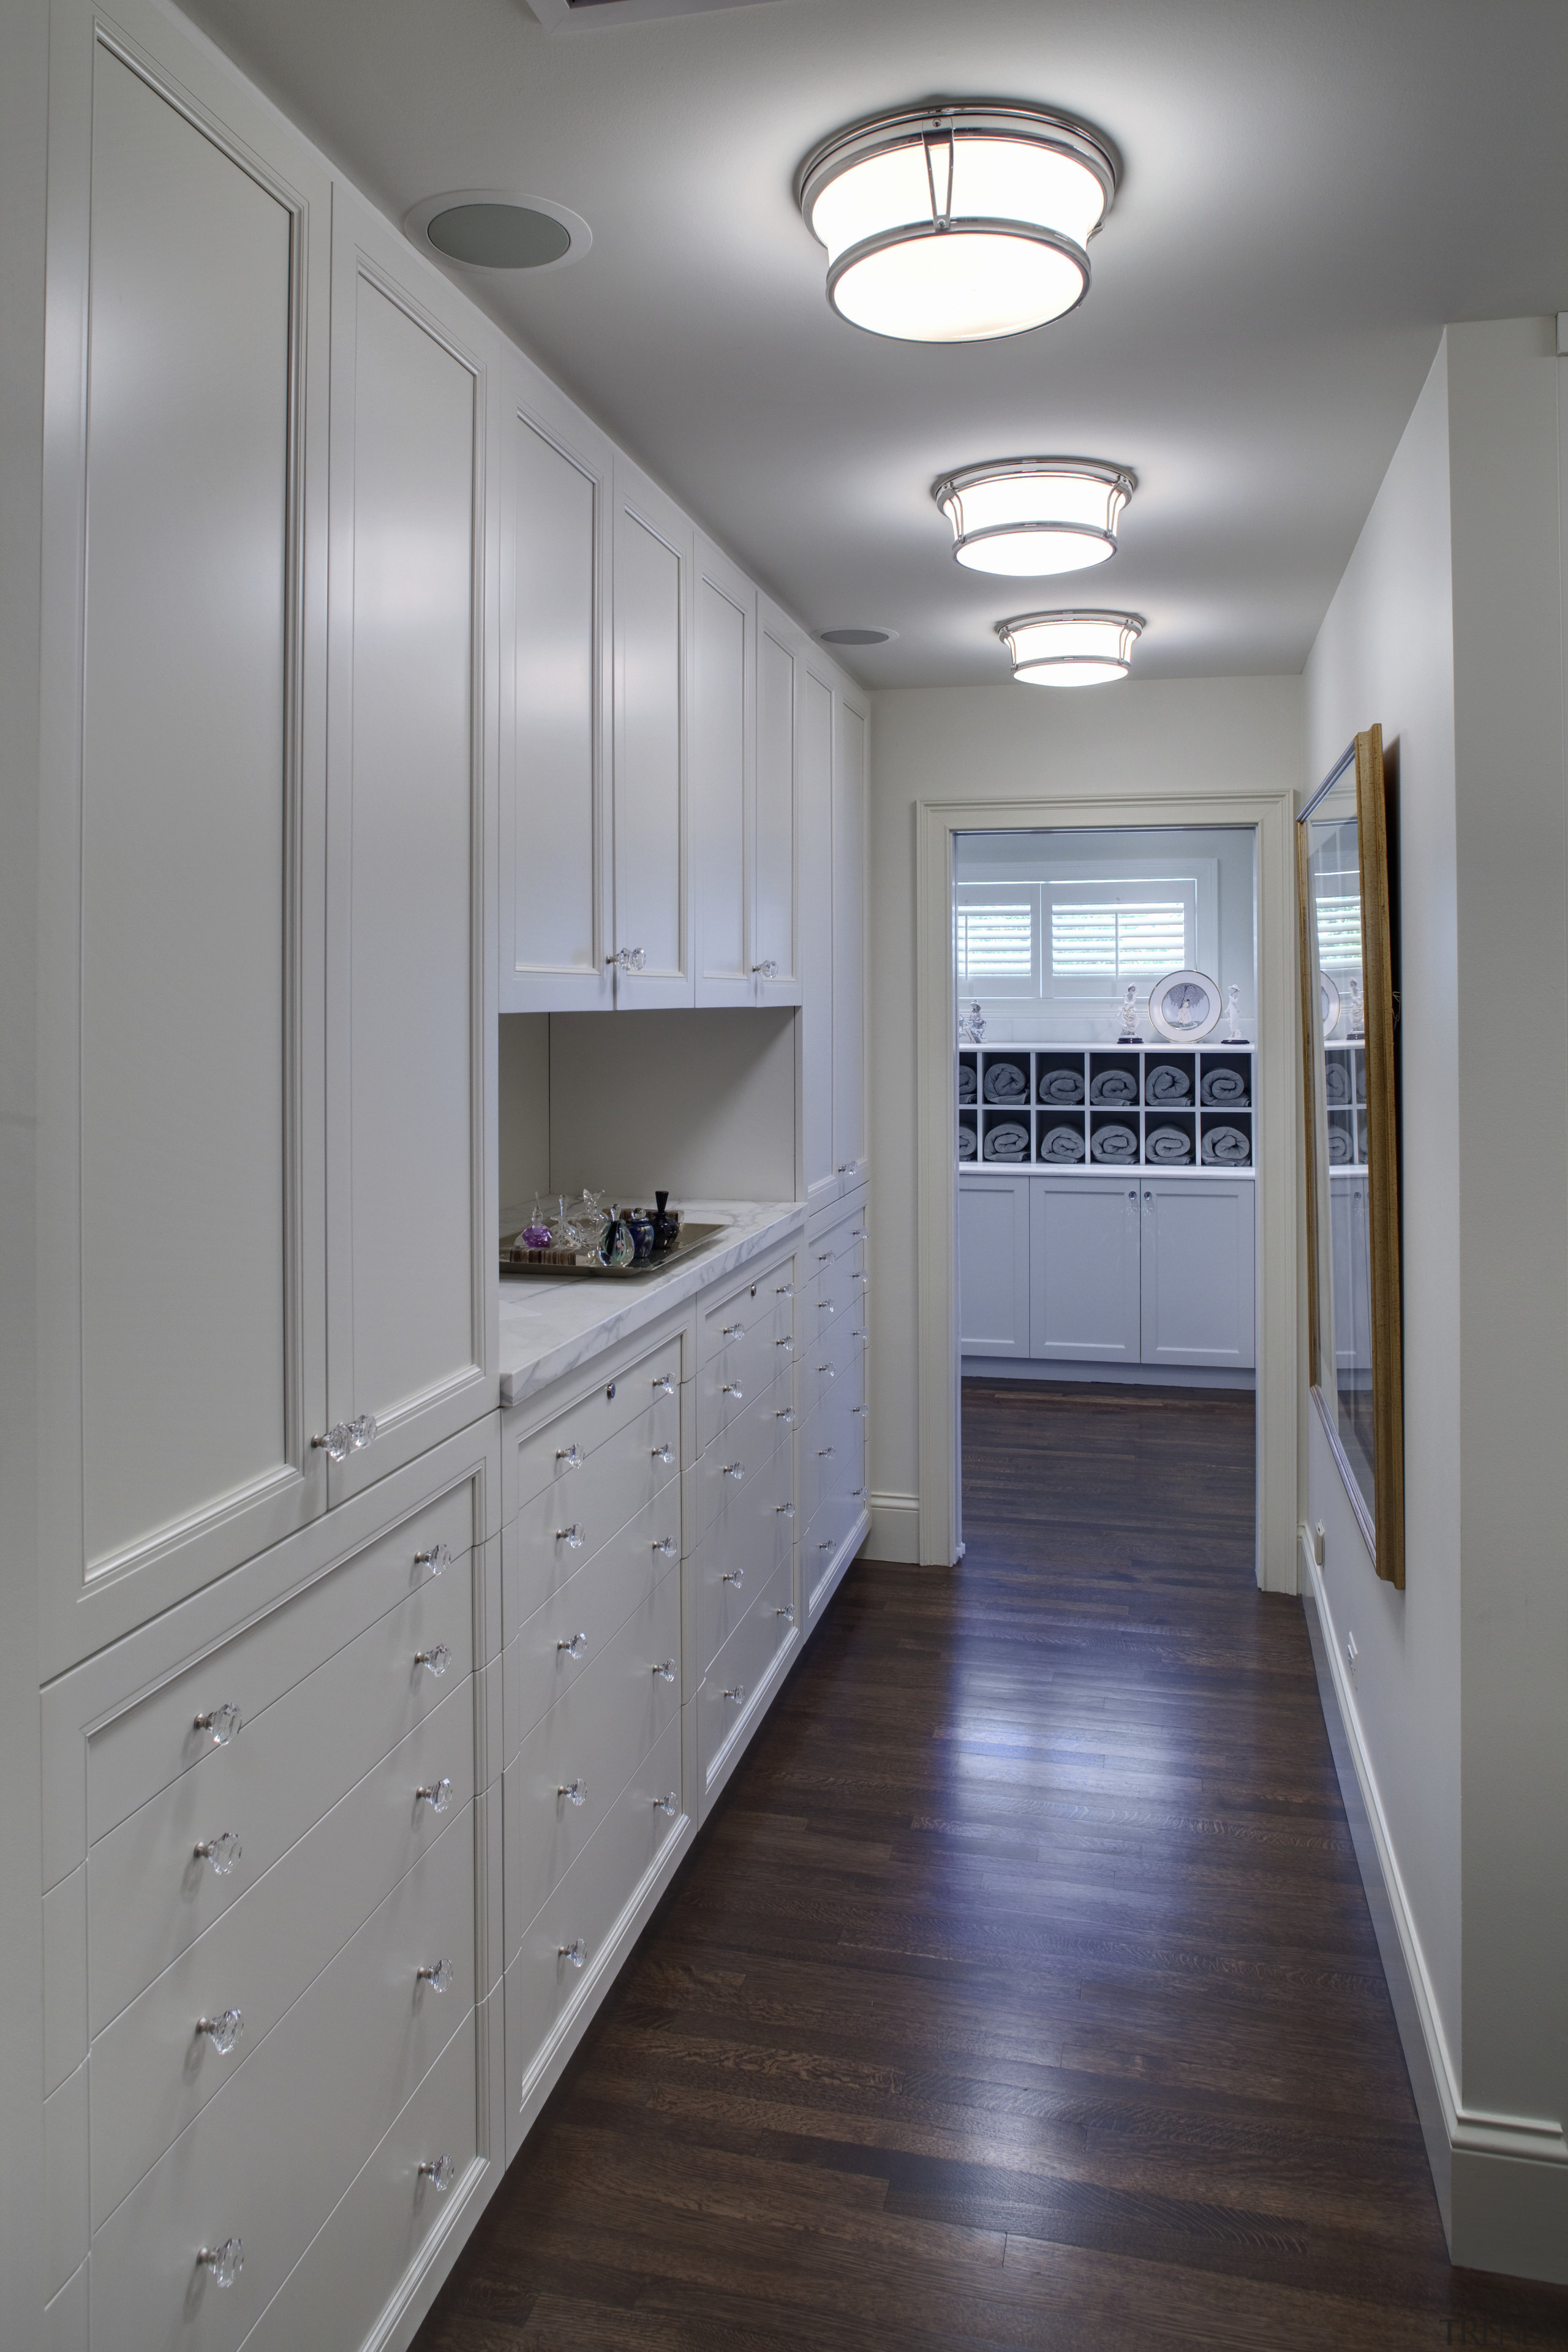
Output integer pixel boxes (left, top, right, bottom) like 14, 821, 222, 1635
194, 1830, 242, 1876
559, 1937, 587, 1970
817, 1250, 835, 1264
196, 2239, 243, 2290
607, 946, 646, 973
819, 1539, 834, 1551
818, 1301, 835, 1316
775, 1282, 794, 1297
415, 1644, 451, 1678
777, 1603, 796, 1624
347, 1414, 377, 1452
722, 1321, 745, 1340
818, 1446, 835, 1460
776, 1502, 795, 1518
651, 1443, 674, 1464
653, 1790, 679, 1817
414, 1541, 454, 1575
722, 1566, 745, 1588
192, 1703, 241, 1748
722, 1382, 743, 1400
722, 1461, 744, 1480
775, 1336, 794, 1352
776, 1407, 796, 1425
419, 2155, 457, 2193
722, 1685, 746, 1705
652, 1536, 678, 1559
311, 1423, 352, 1462
196, 2008, 244, 2056
751, 960, 780, 979
417, 1957, 454, 1993
816, 1363, 834, 1378
851, 1327, 867, 1342
652, 1374, 674, 1395
652, 1658, 677, 1683
415, 1778, 452, 1814
556, 1523, 585, 1548
557, 1630, 588, 1659
852, 1272, 869, 1285
557, 1778, 587, 1807
853, 1487, 867, 1501
556, 1444, 584, 1469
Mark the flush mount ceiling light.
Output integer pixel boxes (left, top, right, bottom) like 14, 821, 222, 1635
997, 608, 1145, 687
404, 189, 592, 273
933, 458, 1137, 577
797, 100, 1117, 344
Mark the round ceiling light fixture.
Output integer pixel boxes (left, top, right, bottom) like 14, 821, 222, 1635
933, 457, 1136, 576
797, 100, 1117, 344
997, 609, 1145, 687
404, 189, 592, 273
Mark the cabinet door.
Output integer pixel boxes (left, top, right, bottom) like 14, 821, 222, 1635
324, 198, 496, 1501
36, 20, 331, 1668
1329, 1172, 1371, 1372
959, 1179, 1031, 1355
1140, 1178, 1256, 1369
831, 696, 868, 1184
1030, 1177, 1142, 1362
611, 458, 692, 1007
797, 668, 836, 1206
500, 376, 612, 1011
691, 537, 755, 1007
754, 600, 801, 1006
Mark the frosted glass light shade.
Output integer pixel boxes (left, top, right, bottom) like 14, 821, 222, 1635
934, 458, 1136, 576
798, 103, 1117, 344
997, 608, 1145, 687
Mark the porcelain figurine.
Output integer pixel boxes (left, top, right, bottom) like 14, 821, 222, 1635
1348, 976, 1365, 1038
1224, 983, 1248, 1043
1118, 983, 1140, 1042
958, 1000, 986, 1044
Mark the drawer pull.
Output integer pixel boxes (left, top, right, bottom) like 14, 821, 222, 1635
556, 1444, 584, 1470
751, 959, 780, 979
416, 1958, 454, 1994
414, 1541, 454, 1576
722, 1382, 743, 1400
193, 1831, 243, 1877
556, 1523, 585, 1549
653, 1789, 679, 1817
775, 1281, 794, 1297
850, 1228, 866, 1240
196, 2008, 244, 2056
818, 1446, 835, 1460
557, 1778, 587, 1808
419, 2155, 458, 2193
415, 1778, 452, 1814
775, 1335, 794, 1351
192, 1703, 241, 1749
721, 1322, 745, 1341
818, 1300, 835, 1316
851, 1271, 869, 1285
777, 1602, 796, 1623
817, 1250, 835, 1265
557, 1631, 589, 1659
776, 1406, 796, 1425
851, 1328, 867, 1341
196, 2238, 244, 2290
559, 1937, 587, 1970
853, 1487, 867, 1501
722, 1461, 744, 1480
652, 1536, 679, 1560
722, 1685, 746, 1705
652, 1374, 674, 1396
652, 1657, 677, 1683
652, 1443, 674, 1464
722, 1567, 745, 1588
311, 1422, 352, 1462
347, 1414, 377, 1452
776, 1501, 795, 1518
850, 1404, 868, 1416
816, 1364, 834, 1378
819, 1540, 834, 1551
415, 1644, 451, 1678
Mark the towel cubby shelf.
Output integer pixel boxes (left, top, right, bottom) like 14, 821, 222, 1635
959, 1044, 1256, 1173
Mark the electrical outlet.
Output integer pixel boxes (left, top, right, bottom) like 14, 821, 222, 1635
1313, 1521, 1325, 1567
1345, 1629, 1359, 1689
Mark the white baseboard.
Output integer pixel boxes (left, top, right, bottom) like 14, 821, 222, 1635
864, 1491, 920, 1562
1300, 1530, 1568, 2283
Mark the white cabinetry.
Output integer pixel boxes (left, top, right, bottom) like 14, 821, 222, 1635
1140, 1178, 1256, 1370
797, 654, 869, 1208
958, 1177, 1031, 1355
754, 601, 802, 1006
832, 701, 869, 1186
1030, 1177, 1144, 1363
692, 537, 756, 1006
611, 458, 693, 1008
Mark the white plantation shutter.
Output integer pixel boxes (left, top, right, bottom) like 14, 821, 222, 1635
1050, 899, 1186, 978
1315, 893, 1362, 966
956, 902, 1033, 977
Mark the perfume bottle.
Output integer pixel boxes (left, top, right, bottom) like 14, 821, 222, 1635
650, 1190, 680, 1257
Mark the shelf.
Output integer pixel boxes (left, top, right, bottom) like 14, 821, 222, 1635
958, 1044, 1254, 1172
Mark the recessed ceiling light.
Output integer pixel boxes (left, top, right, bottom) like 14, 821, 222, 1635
933, 458, 1137, 576
404, 189, 592, 273
996, 609, 1145, 687
797, 100, 1117, 344
819, 626, 897, 646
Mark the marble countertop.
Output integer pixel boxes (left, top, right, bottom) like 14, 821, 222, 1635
497, 1199, 806, 1410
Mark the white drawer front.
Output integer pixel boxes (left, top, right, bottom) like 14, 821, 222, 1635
88, 1565, 475, 2034
89, 1804, 474, 2352
798, 1310, 865, 1424
507, 1367, 680, 1523
502, 1487, 680, 1759
86, 1487, 474, 1847
503, 1562, 679, 1956
697, 1256, 796, 1370
505, 1715, 682, 2103
695, 1560, 795, 1799
89, 1676, 473, 2229
689, 1445, 793, 1681
690, 1365, 790, 1540
507, 1423, 678, 1634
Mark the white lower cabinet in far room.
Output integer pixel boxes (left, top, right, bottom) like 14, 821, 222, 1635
1140, 1178, 1257, 1370
1030, 1176, 1144, 1363
957, 1175, 1030, 1356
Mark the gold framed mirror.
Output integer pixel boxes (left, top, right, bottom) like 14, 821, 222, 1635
1298, 725, 1404, 1586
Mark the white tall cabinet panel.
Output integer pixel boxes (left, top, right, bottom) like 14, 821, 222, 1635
325, 205, 496, 1502
37, 23, 331, 1670
755, 603, 801, 1006
959, 1178, 1030, 1355
692, 538, 755, 1006
500, 382, 612, 1012
612, 459, 692, 1007
1140, 1178, 1256, 1370
1030, 1177, 1143, 1362
832, 698, 868, 1185
798, 669, 837, 1204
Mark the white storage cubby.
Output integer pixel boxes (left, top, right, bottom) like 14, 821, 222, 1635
959, 1042, 1255, 1174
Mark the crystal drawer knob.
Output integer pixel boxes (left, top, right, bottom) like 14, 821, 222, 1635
652, 1536, 678, 1559
193, 1703, 241, 1748
607, 946, 646, 973
777, 1602, 796, 1623
311, 1422, 352, 1462
417, 1958, 454, 1992
652, 1374, 674, 1395
416, 1778, 452, 1814
776, 1407, 796, 1425
850, 1404, 868, 1417
817, 1251, 834, 1264
194, 1831, 242, 1876
197, 2008, 244, 2056
851, 1327, 867, 1341
722, 1566, 745, 1588
415, 1644, 451, 1678
775, 1282, 794, 1297
777, 1501, 795, 1518
722, 1461, 744, 1481
853, 1486, 867, 1500
817, 1364, 834, 1379
652, 1657, 676, 1683
652, 1443, 674, 1464
414, 1541, 454, 1575
557, 1630, 588, 1659
850, 1228, 865, 1241
722, 1382, 743, 1400
722, 1322, 745, 1340
556, 1444, 583, 1469
818, 1540, 833, 1551
556, 1522, 585, 1549
722, 1685, 745, 1705
557, 1778, 587, 1807
419, 2155, 457, 2193
818, 1446, 835, 1460
775, 1336, 793, 1352
197, 2238, 243, 2290
751, 960, 779, 979
559, 1937, 587, 1970
852, 1272, 869, 1285
348, 1414, 377, 1452
653, 1790, 679, 1817
818, 1301, 835, 1316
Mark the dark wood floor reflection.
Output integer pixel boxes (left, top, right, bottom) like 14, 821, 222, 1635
415, 1379, 1568, 2351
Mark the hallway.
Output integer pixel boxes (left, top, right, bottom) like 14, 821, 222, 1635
415, 1383, 1568, 2351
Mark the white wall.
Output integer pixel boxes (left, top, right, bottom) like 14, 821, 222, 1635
1304, 320, 1568, 2280
545, 1007, 796, 1205
866, 676, 1305, 1524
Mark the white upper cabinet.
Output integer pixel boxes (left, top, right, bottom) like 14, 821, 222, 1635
832, 696, 869, 1185
612, 458, 693, 1007
323, 195, 497, 1501
500, 373, 612, 1012
755, 599, 802, 1006
36, 13, 333, 1670
691, 536, 756, 1006
797, 665, 837, 1204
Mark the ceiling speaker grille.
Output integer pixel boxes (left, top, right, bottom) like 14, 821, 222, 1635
526, 0, 782, 26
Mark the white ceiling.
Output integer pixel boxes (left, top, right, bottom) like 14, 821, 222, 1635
180, 0, 1568, 688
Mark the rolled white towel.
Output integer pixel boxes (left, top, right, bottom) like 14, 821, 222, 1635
982, 1120, 1030, 1161
1202, 1123, 1251, 1165
1147, 1125, 1193, 1163
1090, 1122, 1139, 1163
1090, 1068, 1138, 1105
1039, 1121, 1085, 1163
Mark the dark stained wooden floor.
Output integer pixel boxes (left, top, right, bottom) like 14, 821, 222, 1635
415, 1379, 1568, 2352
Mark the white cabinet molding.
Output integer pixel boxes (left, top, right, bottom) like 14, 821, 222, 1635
611, 457, 693, 1008
692, 535, 756, 1006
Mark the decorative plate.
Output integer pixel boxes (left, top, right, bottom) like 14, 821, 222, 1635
1319, 971, 1341, 1037
1147, 969, 1223, 1042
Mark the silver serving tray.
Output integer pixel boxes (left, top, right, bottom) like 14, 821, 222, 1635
500, 1220, 726, 1281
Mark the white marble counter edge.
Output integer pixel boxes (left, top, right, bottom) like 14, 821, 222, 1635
498, 1200, 807, 1410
